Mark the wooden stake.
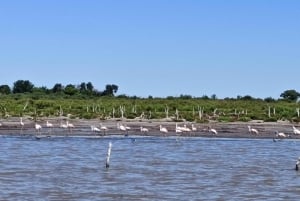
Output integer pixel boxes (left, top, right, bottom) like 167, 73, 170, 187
106, 142, 112, 169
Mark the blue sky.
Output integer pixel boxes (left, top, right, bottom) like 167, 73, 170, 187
0, 0, 299, 99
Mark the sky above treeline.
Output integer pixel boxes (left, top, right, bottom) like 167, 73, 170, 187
0, 0, 299, 99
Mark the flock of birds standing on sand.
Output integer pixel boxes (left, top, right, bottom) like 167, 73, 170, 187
1, 118, 300, 140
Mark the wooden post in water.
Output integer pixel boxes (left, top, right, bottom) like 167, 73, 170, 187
106, 142, 112, 169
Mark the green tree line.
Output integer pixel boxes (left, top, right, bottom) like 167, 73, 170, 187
0, 80, 299, 122
0, 80, 119, 97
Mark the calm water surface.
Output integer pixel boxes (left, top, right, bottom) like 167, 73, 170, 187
0, 134, 300, 200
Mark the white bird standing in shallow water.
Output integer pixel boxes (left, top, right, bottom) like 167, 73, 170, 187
292, 126, 300, 135
46, 121, 53, 133
248, 125, 259, 135
35, 123, 42, 134
273, 131, 288, 142
100, 123, 108, 135
91, 125, 101, 133
117, 123, 129, 136
160, 125, 168, 134
66, 121, 74, 132
192, 124, 197, 131
140, 126, 149, 133
20, 117, 24, 134
209, 127, 218, 135
275, 131, 287, 138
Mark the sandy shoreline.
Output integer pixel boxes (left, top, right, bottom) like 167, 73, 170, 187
0, 117, 300, 139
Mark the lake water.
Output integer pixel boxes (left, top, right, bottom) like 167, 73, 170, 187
0, 135, 300, 200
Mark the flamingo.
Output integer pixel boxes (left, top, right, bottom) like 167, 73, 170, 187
140, 126, 149, 133
276, 131, 287, 138
46, 121, 53, 128
91, 125, 101, 133
175, 128, 182, 133
117, 123, 126, 131
20, 117, 24, 134
117, 123, 128, 136
66, 121, 74, 132
100, 123, 108, 135
46, 121, 53, 133
183, 124, 191, 132
175, 123, 183, 133
209, 127, 218, 135
292, 126, 300, 135
192, 124, 197, 131
60, 121, 68, 129
160, 125, 168, 134
176, 123, 184, 132
248, 125, 259, 135
35, 123, 42, 135
274, 131, 288, 141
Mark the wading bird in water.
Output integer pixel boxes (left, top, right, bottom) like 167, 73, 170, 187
20, 117, 24, 134
209, 127, 218, 135
248, 125, 259, 135
160, 125, 168, 134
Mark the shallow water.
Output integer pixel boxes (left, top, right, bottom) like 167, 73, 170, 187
0, 135, 300, 200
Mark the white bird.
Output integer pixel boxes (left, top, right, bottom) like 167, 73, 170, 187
20, 117, 24, 134
175, 123, 184, 132
160, 125, 168, 134
46, 121, 53, 133
248, 125, 259, 135
175, 123, 183, 133
35, 123, 42, 134
117, 123, 127, 131
117, 123, 129, 136
100, 123, 108, 131
292, 126, 300, 135
60, 122, 68, 129
275, 131, 287, 138
46, 121, 53, 128
100, 123, 108, 135
183, 124, 191, 132
91, 125, 101, 132
140, 126, 149, 133
192, 124, 197, 131
209, 127, 218, 135
66, 121, 74, 132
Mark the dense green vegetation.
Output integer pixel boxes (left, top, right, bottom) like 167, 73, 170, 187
0, 80, 300, 123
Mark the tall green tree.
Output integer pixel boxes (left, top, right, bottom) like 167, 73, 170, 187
102, 84, 118, 96
86, 82, 94, 92
64, 84, 78, 96
79, 82, 87, 93
12, 80, 34, 93
280, 89, 300, 101
0, 85, 11, 94
52, 83, 64, 93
